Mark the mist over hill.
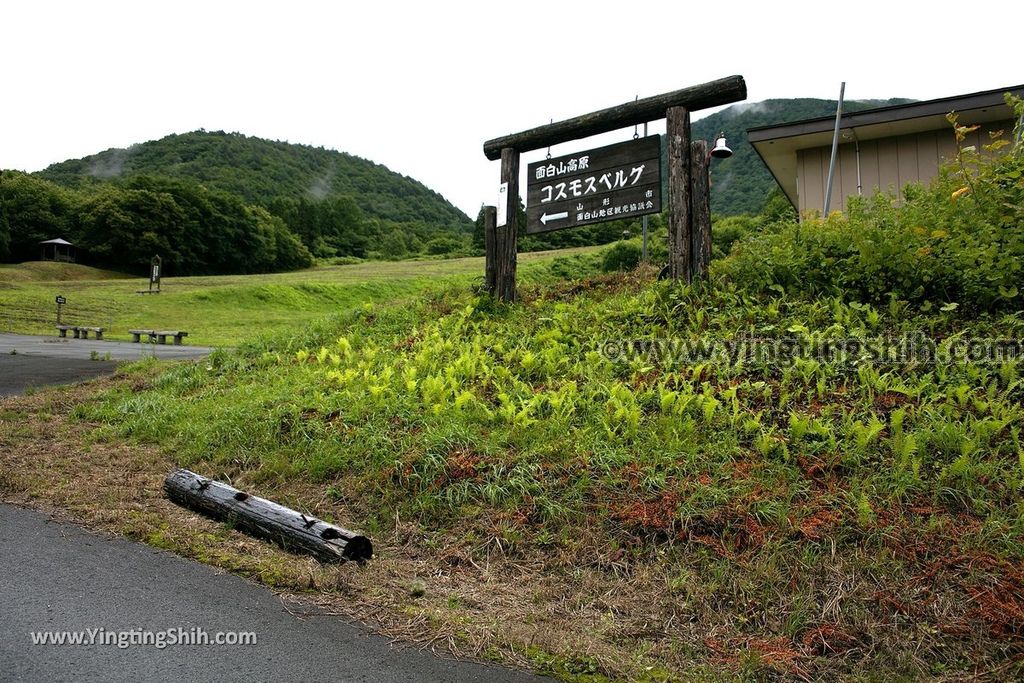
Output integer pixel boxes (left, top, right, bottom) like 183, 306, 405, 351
2, 131, 482, 273
38, 130, 471, 230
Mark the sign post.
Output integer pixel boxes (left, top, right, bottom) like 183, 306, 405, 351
690, 139, 712, 278
483, 205, 497, 293
55, 295, 66, 326
667, 106, 692, 282
150, 255, 162, 294
482, 75, 746, 300
494, 149, 519, 302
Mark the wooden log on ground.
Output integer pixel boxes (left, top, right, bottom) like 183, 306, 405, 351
689, 139, 712, 279
164, 469, 372, 564
483, 75, 746, 160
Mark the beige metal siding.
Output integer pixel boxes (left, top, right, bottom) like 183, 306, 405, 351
837, 142, 858, 207
896, 135, 918, 192
876, 137, 899, 196
798, 147, 822, 215
916, 130, 940, 182
859, 139, 881, 202
795, 119, 1014, 216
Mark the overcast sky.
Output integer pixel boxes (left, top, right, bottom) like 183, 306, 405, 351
4, 1, 1022, 218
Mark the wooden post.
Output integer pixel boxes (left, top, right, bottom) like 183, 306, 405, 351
689, 139, 712, 279
495, 147, 519, 302
483, 205, 497, 294
667, 106, 691, 282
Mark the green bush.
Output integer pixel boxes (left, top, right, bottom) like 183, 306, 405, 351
711, 215, 758, 259
423, 235, 466, 256
721, 100, 1024, 313
601, 240, 643, 272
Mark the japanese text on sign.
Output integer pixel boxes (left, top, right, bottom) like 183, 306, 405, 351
525, 136, 662, 234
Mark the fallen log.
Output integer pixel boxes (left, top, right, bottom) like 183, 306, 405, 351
163, 469, 372, 564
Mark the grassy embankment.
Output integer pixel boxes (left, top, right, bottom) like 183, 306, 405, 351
3, 116, 1024, 680
0, 247, 597, 347
56, 272, 1024, 679
4, 262, 1023, 680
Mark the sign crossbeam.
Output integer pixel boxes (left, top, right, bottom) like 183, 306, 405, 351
483, 76, 746, 160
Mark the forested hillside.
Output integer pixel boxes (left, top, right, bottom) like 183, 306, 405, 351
0, 170, 312, 274
39, 130, 471, 230
693, 98, 915, 215
0, 131, 480, 272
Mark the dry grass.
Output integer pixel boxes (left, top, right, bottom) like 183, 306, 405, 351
3, 373, 1024, 681
0, 374, 661, 679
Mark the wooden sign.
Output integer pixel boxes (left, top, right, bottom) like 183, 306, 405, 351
482, 75, 747, 301
55, 295, 67, 305
525, 136, 661, 234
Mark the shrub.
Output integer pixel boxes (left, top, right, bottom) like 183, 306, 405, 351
721, 98, 1024, 313
711, 215, 758, 259
423, 236, 466, 256
601, 240, 642, 272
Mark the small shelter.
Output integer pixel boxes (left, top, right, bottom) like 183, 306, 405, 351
39, 238, 77, 263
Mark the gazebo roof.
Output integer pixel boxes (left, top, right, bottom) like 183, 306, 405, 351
39, 238, 74, 246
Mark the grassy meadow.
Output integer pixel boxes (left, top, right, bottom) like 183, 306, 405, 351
0, 248, 598, 347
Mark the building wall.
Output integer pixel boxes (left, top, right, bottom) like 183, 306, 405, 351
796, 119, 1015, 216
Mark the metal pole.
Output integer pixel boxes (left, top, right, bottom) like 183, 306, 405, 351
823, 81, 845, 215
641, 121, 648, 262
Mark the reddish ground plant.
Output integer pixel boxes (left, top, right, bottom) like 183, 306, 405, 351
612, 490, 681, 535
705, 636, 806, 675
968, 582, 1024, 637
796, 507, 842, 540
444, 448, 482, 482
800, 624, 861, 655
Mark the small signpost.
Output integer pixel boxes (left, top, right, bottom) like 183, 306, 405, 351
55, 295, 66, 326
481, 75, 746, 302
525, 136, 661, 234
149, 255, 162, 294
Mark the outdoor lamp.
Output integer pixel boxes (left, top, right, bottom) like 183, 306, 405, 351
710, 132, 733, 159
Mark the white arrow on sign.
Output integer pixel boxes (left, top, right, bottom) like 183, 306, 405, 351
540, 211, 569, 226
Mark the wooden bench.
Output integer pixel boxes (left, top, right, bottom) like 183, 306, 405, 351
57, 325, 104, 340
129, 329, 189, 345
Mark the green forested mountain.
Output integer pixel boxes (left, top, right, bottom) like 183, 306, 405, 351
38, 130, 471, 230
692, 98, 915, 215
0, 130, 478, 271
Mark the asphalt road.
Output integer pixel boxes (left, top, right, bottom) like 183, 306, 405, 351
0, 334, 545, 682
0, 333, 216, 397
0, 506, 542, 683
